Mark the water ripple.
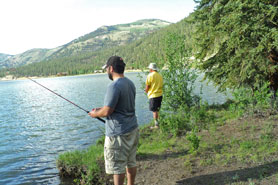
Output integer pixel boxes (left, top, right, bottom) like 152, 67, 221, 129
0, 73, 228, 184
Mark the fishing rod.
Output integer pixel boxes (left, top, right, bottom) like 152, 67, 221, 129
27, 77, 105, 123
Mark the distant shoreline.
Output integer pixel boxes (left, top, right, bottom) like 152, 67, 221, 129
0, 69, 145, 81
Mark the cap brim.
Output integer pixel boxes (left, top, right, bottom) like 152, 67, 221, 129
102, 64, 108, 70
148, 67, 158, 70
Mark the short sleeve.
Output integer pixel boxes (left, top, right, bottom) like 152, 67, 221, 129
146, 74, 152, 86
104, 83, 120, 108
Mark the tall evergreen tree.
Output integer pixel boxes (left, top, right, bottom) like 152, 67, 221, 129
192, 0, 278, 92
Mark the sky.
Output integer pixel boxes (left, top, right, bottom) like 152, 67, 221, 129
0, 0, 197, 55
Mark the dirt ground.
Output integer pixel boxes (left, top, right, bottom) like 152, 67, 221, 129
134, 115, 278, 185
135, 154, 278, 185
61, 113, 278, 185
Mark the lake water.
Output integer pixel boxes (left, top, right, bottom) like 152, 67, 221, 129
0, 72, 228, 185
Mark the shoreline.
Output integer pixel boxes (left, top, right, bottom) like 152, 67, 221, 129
58, 108, 278, 185
0, 69, 145, 81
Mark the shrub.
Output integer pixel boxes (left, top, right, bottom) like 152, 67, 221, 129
229, 82, 275, 115
162, 32, 201, 111
186, 129, 201, 153
159, 109, 191, 137
189, 102, 216, 130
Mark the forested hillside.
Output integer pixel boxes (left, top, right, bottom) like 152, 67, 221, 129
0, 18, 192, 77
47, 19, 171, 60
0, 48, 62, 69
0, 53, 12, 68
0, 19, 171, 77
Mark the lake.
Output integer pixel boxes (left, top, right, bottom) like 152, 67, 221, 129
0, 72, 228, 184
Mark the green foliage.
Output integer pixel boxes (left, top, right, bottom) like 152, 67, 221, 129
190, 102, 216, 130
161, 32, 200, 111
186, 129, 201, 153
0, 69, 5, 77
229, 82, 275, 115
57, 144, 103, 171
192, 0, 278, 91
57, 138, 105, 184
95, 135, 105, 146
157, 29, 219, 138
159, 103, 217, 137
138, 132, 174, 155
159, 109, 191, 137
137, 124, 190, 157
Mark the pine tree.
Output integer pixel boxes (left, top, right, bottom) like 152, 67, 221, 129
192, 0, 278, 92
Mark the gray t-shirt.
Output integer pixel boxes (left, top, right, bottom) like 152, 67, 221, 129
104, 77, 138, 136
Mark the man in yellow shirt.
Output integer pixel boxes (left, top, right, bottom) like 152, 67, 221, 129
145, 63, 163, 129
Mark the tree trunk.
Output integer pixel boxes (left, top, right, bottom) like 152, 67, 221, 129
268, 49, 278, 97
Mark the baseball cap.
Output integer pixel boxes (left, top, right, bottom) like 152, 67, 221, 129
102, 56, 126, 70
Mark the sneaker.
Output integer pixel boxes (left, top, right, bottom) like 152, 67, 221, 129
150, 125, 159, 129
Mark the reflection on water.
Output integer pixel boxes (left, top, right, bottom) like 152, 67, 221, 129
0, 72, 228, 184
194, 73, 231, 105
0, 73, 152, 185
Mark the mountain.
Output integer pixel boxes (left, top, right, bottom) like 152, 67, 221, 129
1, 48, 62, 68
0, 53, 13, 68
0, 17, 192, 78
45, 19, 171, 60
0, 19, 171, 69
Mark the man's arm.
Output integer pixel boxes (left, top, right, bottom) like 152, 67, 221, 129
88, 106, 114, 118
145, 73, 152, 93
145, 84, 150, 93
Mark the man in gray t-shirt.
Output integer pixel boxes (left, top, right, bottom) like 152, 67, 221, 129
104, 77, 138, 136
89, 56, 139, 185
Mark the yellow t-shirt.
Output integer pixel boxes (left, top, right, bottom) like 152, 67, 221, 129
146, 71, 163, 99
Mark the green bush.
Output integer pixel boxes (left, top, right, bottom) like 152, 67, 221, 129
229, 82, 275, 115
159, 102, 217, 137
189, 103, 216, 130
186, 129, 200, 153
162, 32, 201, 111
159, 109, 191, 136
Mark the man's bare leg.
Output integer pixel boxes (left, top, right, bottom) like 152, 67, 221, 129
153, 111, 159, 120
113, 173, 125, 185
152, 111, 159, 128
126, 167, 137, 185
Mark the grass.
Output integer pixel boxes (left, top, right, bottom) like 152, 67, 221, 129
57, 137, 106, 184
137, 125, 177, 155
57, 102, 278, 184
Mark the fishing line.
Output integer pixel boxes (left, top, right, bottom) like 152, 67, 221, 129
27, 77, 105, 123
